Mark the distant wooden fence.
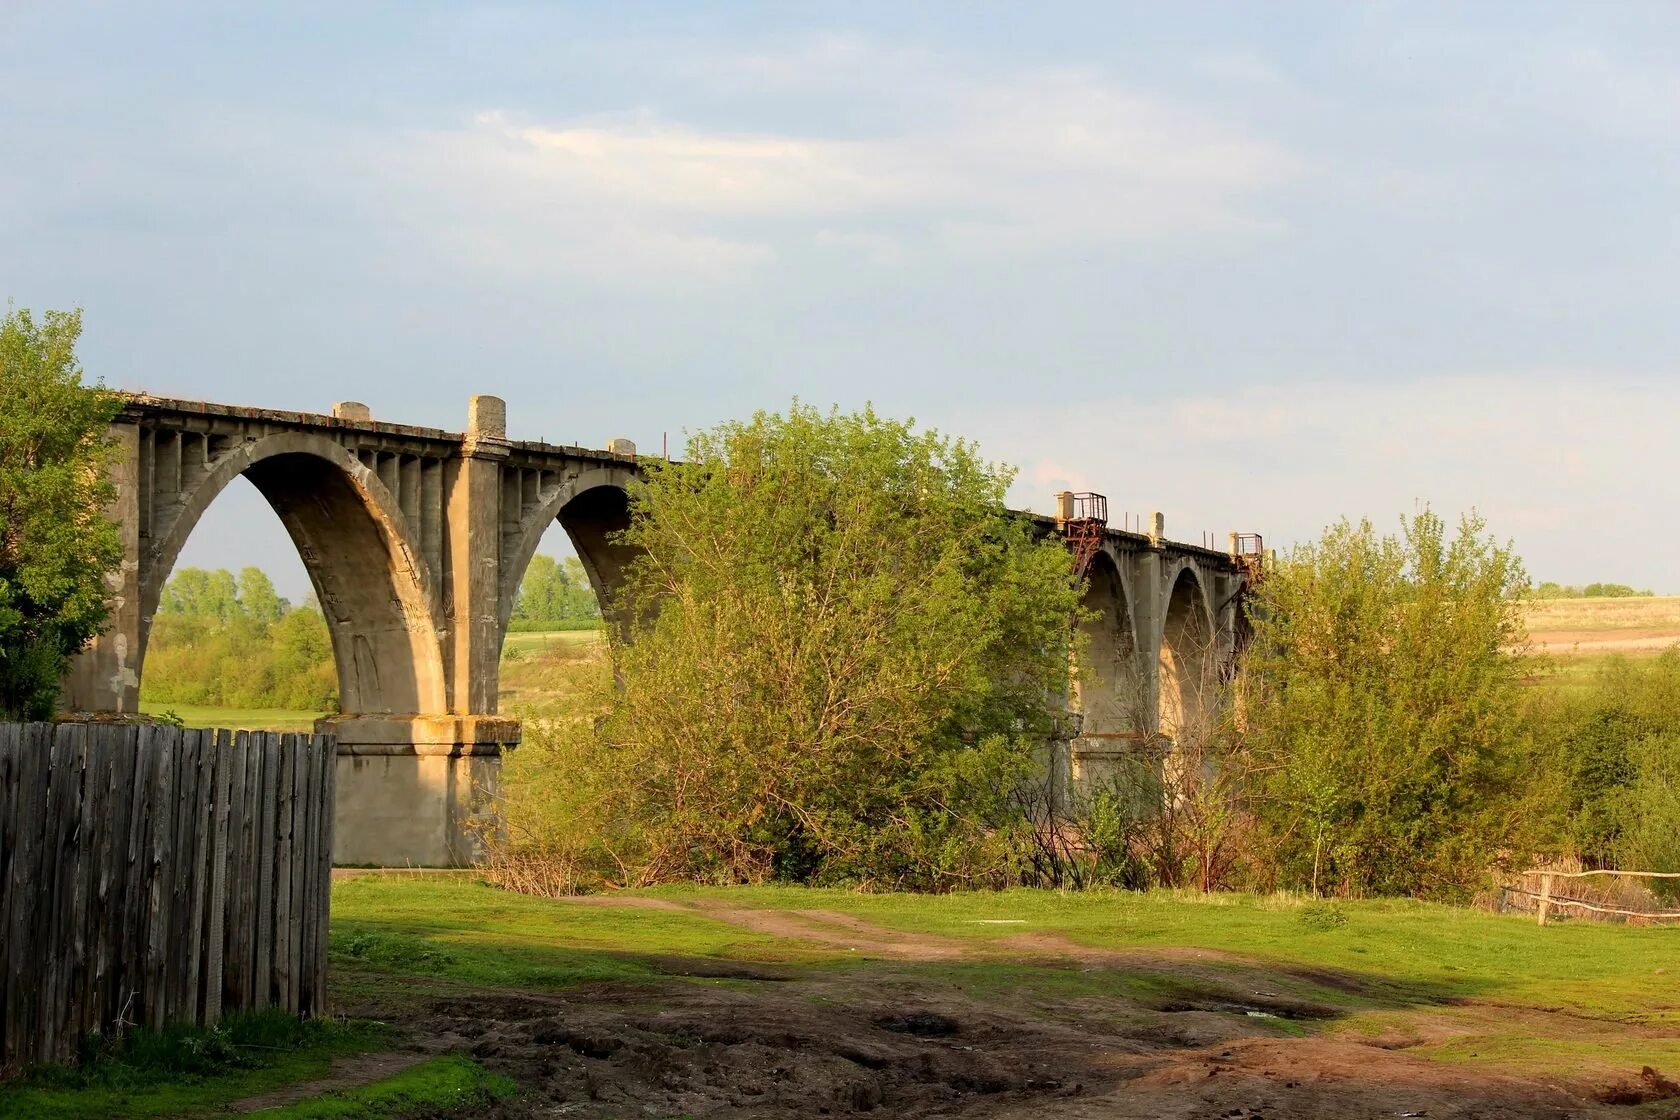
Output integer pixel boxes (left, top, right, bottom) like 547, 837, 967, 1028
0, 723, 335, 1072
1504, 867, 1680, 926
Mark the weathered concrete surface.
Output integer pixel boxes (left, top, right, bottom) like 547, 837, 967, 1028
64, 394, 1251, 864
326, 714, 518, 866
331, 755, 504, 867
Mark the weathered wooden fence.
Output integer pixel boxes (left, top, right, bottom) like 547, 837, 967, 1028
1504, 867, 1680, 926
0, 723, 335, 1072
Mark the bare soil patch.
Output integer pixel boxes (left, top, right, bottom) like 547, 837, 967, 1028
352, 971, 1625, 1119
338, 902, 1658, 1119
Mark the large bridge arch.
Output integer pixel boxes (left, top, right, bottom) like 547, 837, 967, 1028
138, 432, 446, 715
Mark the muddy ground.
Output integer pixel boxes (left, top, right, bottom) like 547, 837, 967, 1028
334, 902, 1678, 1120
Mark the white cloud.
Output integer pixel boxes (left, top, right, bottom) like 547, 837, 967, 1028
381, 46, 1304, 283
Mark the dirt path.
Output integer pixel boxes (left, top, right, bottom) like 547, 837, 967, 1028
688, 899, 970, 960
228, 1051, 428, 1112
328, 898, 1674, 1118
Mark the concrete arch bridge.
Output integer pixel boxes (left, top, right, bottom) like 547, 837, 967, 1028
63, 395, 1257, 865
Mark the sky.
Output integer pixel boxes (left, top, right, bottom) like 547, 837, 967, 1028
5, 1, 1679, 598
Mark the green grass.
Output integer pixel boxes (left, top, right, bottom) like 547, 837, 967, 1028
330, 874, 816, 991
631, 884, 1678, 1020
136, 702, 323, 733
26, 875, 1660, 1115
329, 876, 1678, 1024
250, 1055, 514, 1119
0, 1010, 388, 1120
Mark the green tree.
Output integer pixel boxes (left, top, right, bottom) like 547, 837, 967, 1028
159, 566, 242, 621
237, 566, 289, 623
0, 307, 122, 719
1239, 510, 1536, 897
1530, 649, 1680, 866
143, 565, 336, 712
512, 554, 599, 628
520, 403, 1081, 889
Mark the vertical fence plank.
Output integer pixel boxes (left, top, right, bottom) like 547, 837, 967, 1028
183, 731, 214, 1022
73, 727, 111, 1044
219, 731, 247, 1014
314, 735, 335, 1014
165, 729, 195, 1025
204, 730, 232, 1024
118, 726, 157, 1041
234, 730, 259, 1013
254, 733, 279, 1008
97, 726, 138, 1041
287, 735, 308, 1015
4, 725, 48, 1067
0, 723, 42, 1069
41, 725, 85, 1064
297, 737, 317, 1017
0, 723, 20, 1066
143, 726, 179, 1029
271, 735, 296, 1012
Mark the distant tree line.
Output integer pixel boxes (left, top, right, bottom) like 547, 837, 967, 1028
1534, 581, 1653, 599
508, 554, 600, 632
143, 567, 337, 712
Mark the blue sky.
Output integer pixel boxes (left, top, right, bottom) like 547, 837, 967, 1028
6, 2, 1679, 596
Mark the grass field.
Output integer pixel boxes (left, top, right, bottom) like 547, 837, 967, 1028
1526, 594, 1680, 635
1524, 595, 1680, 697
13, 876, 1678, 1116
501, 628, 602, 657
135, 702, 323, 733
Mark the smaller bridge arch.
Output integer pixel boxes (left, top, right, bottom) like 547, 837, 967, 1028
499, 465, 640, 637
1073, 549, 1143, 738
1158, 561, 1218, 746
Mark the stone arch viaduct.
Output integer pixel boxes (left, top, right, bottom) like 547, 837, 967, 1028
63, 395, 1255, 866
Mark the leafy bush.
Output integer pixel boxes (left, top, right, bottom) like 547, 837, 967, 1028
1297, 901, 1349, 931
489, 403, 1081, 891
1238, 511, 1540, 898
1527, 650, 1680, 866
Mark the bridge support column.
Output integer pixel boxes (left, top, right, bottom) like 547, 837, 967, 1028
321, 715, 521, 867
446, 395, 510, 716
1130, 550, 1165, 736
62, 420, 144, 714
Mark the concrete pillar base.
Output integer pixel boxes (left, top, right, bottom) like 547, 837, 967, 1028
319, 715, 520, 867
1069, 734, 1166, 815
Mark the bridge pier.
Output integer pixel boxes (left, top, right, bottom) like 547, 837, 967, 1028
322, 715, 520, 866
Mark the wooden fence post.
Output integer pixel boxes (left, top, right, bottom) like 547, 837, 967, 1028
1537, 872, 1553, 927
